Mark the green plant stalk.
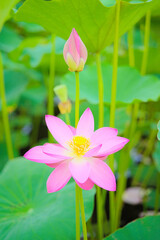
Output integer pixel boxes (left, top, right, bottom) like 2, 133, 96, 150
114, 103, 139, 229
141, 11, 151, 76
87, 219, 94, 240
96, 52, 104, 240
109, 0, 120, 128
154, 173, 160, 214
75, 184, 80, 240
131, 11, 151, 185
78, 187, 88, 240
114, 12, 150, 227
129, 103, 139, 139
65, 112, 70, 125
114, 149, 129, 229
48, 34, 56, 143
0, 53, 14, 160
96, 53, 104, 128
75, 72, 88, 239
96, 186, 103, 240
128, 28, 135, 67
142, 165, 155, 188
131, 11, 151, 186
132, 129, 157, 186
75, 72, 80, 127
109, 0, 121, 232
75, 71, 80, 240
31, 116, 41, 146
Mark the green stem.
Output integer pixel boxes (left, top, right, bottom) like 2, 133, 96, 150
154, 173, 160, 214
75, 71, 80, 127
131, 11, 151, 187
87, 219, 94, 240
48, 34, 56, 142
109, 0, 120, 128
0, 53, 14, 160
141, 11, 151, 76
30, 116, 41, 146
114, 149, 129, 229
128, 28, 135, 67
95, 52, 104, 240
96, 53, 104, 128
75, 71, 88, 239
65, 112, 70, 125
96, 186, 103, 240
75, 71, 80, 240
75, 184, 80, 240
129, 103, 139, 139
79, 187, 88, 240
132, 129, 157, 186
114, 103, 139, 229
141, 165, 154, 188
109, 0, 121, 232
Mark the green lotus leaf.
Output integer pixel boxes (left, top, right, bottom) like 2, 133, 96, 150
15, 0, 152, 52
59, 101, 130, 133
0, 0, 19, 31
104, 216, 160, 240
61, 64, 160, 105
0, 158, 95, 240
0, 70, 29, 110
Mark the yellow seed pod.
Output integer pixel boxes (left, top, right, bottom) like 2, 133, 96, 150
58, 100, 72, 114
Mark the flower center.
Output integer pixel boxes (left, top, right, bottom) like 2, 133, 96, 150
69, 136, 90, 157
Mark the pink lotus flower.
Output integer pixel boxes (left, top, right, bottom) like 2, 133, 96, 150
63, 28, 87, 72
24, 108, 129, 193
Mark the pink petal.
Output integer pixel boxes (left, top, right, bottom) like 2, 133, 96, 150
69, 159, 91, 183
46, 162, 63, 168
24, 146, 64, 164
63, 39, 69, 63
89, 158, 116, 191
96, 137, 129, 157
45, 115, 73, 147
43, 143, 71, 159
68, 28, 80, 65
76, 108, 94, 138
79, 38, 88, 63
91, 127, 118, 146
47, 161, 71, 193
76, 179, 94, 190
68, 125, 76, 135
84, 145, 102, 157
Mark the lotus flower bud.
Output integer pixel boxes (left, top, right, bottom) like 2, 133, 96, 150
54, 84, 68, 103
63, 28, 88, 72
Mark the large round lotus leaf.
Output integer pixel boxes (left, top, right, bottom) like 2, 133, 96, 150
0, 0, 19, 31
15, 0, 151, 53
145, 189, 160, 210
0, 70, 29, 110
104, 216, 160, 240
0, 158, 95, 240
0, 26, 22, 53
59, 101, 130, 134
61, 65, 160, 105
18, 86, 47, 116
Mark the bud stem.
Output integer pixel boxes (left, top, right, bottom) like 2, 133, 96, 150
0, 53, 14, 160
96, 52, 104, 240
75, 71, 88, 240
109, 0, 121, 233
48, 34, 56, 142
